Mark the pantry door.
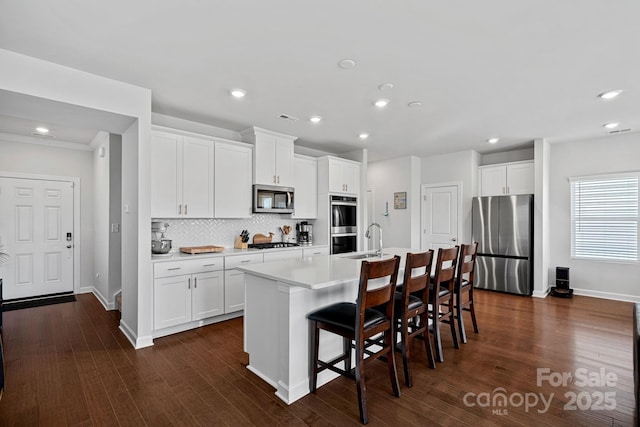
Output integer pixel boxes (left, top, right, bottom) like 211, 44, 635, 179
421, 183, 460, 251
0, 177, 75, 300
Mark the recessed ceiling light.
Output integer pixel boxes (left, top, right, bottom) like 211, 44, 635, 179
603, 122, 620, 129
378, 83, 394, 91
598, 90, 623, 100
338, 59, 356, 69
230, 89, 246, 98
358, 133, 369, 140
374, 99, 389, 108
407, 101, 423, 108
35, 127, 49, 134
487, 138, 500, 144
309, 116, 322, 124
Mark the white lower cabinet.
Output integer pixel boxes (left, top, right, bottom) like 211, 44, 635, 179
153, 258, 224, 330
224, 269, 246, 314
224, 253, 264, 314
263, 249, 302, 262
302, 246, 330, 257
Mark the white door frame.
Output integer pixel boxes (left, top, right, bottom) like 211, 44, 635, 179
420, 181, 463, 250
0, 171, 81, 295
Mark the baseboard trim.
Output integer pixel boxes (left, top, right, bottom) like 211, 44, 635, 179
532, 289, 550, 298
572, 288, 640, 303
118, 319, 154, 349
91, 288, 115, 311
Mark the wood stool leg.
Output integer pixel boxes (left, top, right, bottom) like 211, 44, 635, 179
449, 299, 459, 349
400, 317, 412, 387
469, 289, 479, 333
457, 290, 468, 344
385, 329, 401, 397
310, 321, 320, 393
343, 336, 352, 373
355, 345, 368, 424
421, 312, 436, 369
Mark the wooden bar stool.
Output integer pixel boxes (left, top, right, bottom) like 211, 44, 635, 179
308, 256, 401, 424
394, 250, 436, 387
430, 246, 460, 363
455, 242, 479, 344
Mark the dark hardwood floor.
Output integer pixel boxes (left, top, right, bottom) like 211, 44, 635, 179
0, 290, 634, 426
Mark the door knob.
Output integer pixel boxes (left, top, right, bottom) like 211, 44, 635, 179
451, 238, 457, 242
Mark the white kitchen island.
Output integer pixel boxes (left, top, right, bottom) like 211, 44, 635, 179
237, 248, 411, 405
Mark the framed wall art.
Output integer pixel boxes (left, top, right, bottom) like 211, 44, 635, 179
394, 192, 407, 209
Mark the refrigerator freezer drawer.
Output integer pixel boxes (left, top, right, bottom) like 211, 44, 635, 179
475, 255, 531, 296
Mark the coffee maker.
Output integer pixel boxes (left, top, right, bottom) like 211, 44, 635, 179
296, 221, 313, 246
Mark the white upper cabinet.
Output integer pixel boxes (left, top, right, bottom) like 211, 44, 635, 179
241, 126, 296, 187
151, 130, 213, 218
318, 156, 361, 195
292, 154, 317, 219
214, 141, 253, 218
479, 161, 534, 196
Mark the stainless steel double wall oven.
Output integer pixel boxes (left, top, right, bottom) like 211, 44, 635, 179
330, 195, 357, 254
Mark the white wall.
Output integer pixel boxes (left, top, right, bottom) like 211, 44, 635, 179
0, 49, 153, 348
93, 132, 110, 305
0, 136, 94, 291
368, 156, 421, 249
92, 132, 122, 309
549, 132, 640, 300
108, 135, 122, 307
421, 150, 479, 243
481, 147, 534, 165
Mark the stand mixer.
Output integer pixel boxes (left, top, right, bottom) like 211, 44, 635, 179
151, 222, 172, 254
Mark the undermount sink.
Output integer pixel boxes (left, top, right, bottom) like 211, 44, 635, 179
343, 252, 389, 260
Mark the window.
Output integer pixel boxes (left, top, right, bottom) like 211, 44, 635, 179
571, 173, 639, 262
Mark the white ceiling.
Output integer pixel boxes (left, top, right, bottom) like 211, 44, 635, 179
1, 1, 639, 160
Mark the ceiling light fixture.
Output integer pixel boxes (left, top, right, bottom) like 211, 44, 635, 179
35, 127, 49, 134
374, 99, 389, 108
487, 138, 500, 144
407, 101, 423, 108
378, 83, 394, 91
309, 116, 322, 124
338, 59, 356, 69
358, 133, 369, 140
598, 90, 623, 100
603, 122, 620, 129
230, 89, 246, 98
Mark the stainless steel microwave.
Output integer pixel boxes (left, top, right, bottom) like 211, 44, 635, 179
253, 184, 295, 214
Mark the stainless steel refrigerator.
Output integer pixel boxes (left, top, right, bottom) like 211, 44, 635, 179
472, 195, 533, 296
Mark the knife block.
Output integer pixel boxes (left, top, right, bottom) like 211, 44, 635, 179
234, 236, 248, 249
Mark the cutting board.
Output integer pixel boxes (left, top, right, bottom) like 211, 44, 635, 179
180, 245, 224, 254
253, 233, 274, 244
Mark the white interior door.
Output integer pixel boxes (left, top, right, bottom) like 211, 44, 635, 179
421, 184, 459, 251
0, 177, 74, 300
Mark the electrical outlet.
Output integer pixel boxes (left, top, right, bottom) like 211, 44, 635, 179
111, 223, 120, 233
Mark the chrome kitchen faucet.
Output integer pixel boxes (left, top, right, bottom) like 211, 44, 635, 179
365, 223, 383, 257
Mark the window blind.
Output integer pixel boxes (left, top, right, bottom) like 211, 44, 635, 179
571, 175, 639, 262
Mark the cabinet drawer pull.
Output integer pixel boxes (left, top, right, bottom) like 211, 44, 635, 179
187, 277, 191, 289
185, 204, 188, 215
241, 259, 251, 263
203, 263, 217, 267
168, 267, 181, 271
178, 204, 182, 215
194, 278, 197, 288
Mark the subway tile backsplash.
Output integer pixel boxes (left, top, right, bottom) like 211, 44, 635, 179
153, 214, 304, 251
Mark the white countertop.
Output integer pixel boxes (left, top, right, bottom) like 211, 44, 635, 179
237, 248, 412, 289
151, 244, 328, 263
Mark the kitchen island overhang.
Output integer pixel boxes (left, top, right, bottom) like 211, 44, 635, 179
238, 248, 412, 404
